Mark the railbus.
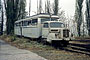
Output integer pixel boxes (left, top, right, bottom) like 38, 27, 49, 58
14, 14, 72, 46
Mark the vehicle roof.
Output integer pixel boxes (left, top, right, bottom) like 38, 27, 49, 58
43, 21, 63, 23
15, 13, 59, 23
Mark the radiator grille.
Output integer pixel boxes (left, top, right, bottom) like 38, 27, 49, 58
50, 29, 59, 33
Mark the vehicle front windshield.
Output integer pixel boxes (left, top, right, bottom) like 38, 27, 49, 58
50, 22, 64, 28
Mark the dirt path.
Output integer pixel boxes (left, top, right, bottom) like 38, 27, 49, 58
0, 40, 47, 60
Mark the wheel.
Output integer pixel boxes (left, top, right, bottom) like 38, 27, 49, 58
61, 40, 69, 47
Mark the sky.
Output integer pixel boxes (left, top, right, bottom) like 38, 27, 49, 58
26, 0, 75, 17
59, 0, 75, 17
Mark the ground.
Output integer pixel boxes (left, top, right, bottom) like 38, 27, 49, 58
0, 35, 90, 60
0, 40, 47, 60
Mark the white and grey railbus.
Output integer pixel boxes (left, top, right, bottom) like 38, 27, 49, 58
14, 14, 71, 46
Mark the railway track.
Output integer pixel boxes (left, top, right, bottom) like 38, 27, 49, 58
62, 40, 90, 56
39, 39, 90, 56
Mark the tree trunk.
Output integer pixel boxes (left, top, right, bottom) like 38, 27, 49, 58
54, 0, 58, 15
1, 4, 4, 35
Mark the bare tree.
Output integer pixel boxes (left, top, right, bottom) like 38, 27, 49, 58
4, 0, 26, 35
39, 0, 42, 14
0, 0, 4, 35
45, 1, 47, 13
29, 0, 31, 16
37, 0, 39, 14
54, 0, 59, 15
0, 0, 1, 10
75, 0, 83, 36
46, 0, 51, 14
86, 0, 90, 36
1, 4, 4, 35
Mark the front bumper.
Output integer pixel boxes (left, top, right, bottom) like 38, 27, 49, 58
63, 38, 70, 41
51, 38, 70, 41
51, 39, 63, 41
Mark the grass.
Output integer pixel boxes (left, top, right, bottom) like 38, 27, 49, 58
0, 35, 54, 50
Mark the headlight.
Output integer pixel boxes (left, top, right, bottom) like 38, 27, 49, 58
55, 33, 59, 38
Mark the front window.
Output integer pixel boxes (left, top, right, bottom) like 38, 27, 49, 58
50, 22, 64, 28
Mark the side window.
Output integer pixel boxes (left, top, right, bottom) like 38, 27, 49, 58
31, 19, 38, 25
41, 18, 50, 24
43, 23, 49, 28
15, 23, 20, 27
28, 20, 31, 25
22, 21, 24, 26
19, 22, 21, 26
22, 21, 28, 26
22, 20, 32, 26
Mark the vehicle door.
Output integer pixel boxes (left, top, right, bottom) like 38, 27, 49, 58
42, 23, 49, 38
